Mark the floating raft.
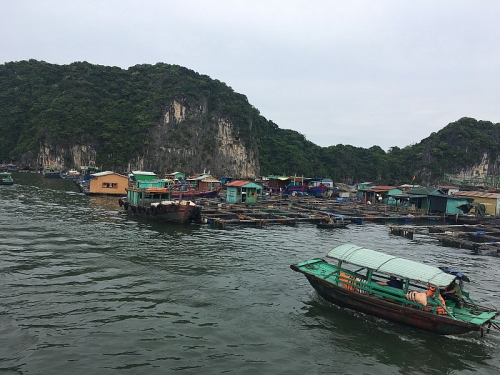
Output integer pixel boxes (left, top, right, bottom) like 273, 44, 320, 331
198, 196, 447, 229
390, 225, 500, 254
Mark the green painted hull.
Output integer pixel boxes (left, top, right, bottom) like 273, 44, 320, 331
291, 259, 498, 335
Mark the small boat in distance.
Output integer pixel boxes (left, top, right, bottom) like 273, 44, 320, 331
61, 169, 80, 180
316, 213, 349, 229
0, 172, 14, 185
316, 221, 349, 229
291, 243, 499, 336
43, 167, 60, 179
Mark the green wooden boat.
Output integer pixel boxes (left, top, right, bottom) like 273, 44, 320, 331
291, 243, 499, 336
0, 172, 14, 185
118, 177, 202, 224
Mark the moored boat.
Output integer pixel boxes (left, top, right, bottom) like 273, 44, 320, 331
61, 169, 80, 180
316, 221, 349, 229
282, 183, 308, 196
0, 172, 14, 185
291, 243, 499, 336
119, 197, 202, 224
316, 213, 349, 229
43, 167, 60, 179
170, 187, 221, 200
119, 175, 202, 224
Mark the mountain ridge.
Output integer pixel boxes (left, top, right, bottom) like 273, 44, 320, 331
1, 60, 499, 185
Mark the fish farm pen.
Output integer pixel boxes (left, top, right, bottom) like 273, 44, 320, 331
196, 195, 500, 255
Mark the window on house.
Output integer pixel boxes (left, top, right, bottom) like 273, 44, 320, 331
102, 182, 118, 189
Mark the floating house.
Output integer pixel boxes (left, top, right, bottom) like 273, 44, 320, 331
131, 171, 158, 182
451, 191, 500, 216
85, 171, 129, 196
185, 174, 221, 191
165, 171, 185, 180
198, 176, 221, 191
438, 185, 460, 196
225, 180, 263, 203
334, 183, 357, 199
359, 185, 402, 205
391, 187, 471, 215
405, 186, 445, 213
428, 194, 472, 215
267, 175, 291, 193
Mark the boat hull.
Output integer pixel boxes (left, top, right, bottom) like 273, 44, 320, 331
0, 172, 14, 185
119, 198, 202, 224
43, 172, 61, 179
297, 270, 481, 335
316, 222, 349, 229
308, 185, 329, 196
170, 189, 220, 199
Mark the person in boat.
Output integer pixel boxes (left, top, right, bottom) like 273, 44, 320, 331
376, 276, 403, 289
441, 278, 463, 308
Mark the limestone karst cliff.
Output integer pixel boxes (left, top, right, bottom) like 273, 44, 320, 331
30, 97, 259, 178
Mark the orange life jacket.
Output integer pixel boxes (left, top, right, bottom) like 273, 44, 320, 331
339, 272, 356, 291
425, 286, 447, 315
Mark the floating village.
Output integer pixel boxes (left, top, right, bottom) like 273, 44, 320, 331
3, 162, 500, 256
3, 162, 500, 336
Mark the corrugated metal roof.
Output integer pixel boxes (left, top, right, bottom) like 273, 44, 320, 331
132, 171, 156, 176
326, 244, 456, 287
227, 180, 251, 187
92, 171, 120, 177
408, 187, 443, 195
369, 185, 398, 191
452, 191, 500, 199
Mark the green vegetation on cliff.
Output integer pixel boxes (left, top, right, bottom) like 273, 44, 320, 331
1, 60, 499, 184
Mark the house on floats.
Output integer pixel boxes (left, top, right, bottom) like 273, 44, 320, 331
130, 171, 158, 182
392, 186, 471, 215
185, 173, 221, 191
451, 191, 500, 216
359, 185, 403, 205
267, 175, 292, 193
165, 171, 185, 181
225, 180, 263, 203
85, 171, 129, 196
438, 185, 460, 195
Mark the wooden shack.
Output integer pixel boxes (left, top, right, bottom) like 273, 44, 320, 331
165, 171, 185, 180
226, 180, 263, 203
360, 185, 402, 205
87, 171, 129, 196
452, 191, 500, 216
267, 175, 291, 193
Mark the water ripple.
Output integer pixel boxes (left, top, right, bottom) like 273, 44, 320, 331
0, 173, 499, 374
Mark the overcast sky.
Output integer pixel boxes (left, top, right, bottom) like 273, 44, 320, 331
2, 1, 500, 151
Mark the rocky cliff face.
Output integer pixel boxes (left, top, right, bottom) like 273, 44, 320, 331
26, 97, 260, 178
455, 153, 491, 177
419, 151, 500, 186
139, 97, 259, 178
20, 142, 99, 171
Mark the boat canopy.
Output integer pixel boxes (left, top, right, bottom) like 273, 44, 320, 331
326, 243, 456, 287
